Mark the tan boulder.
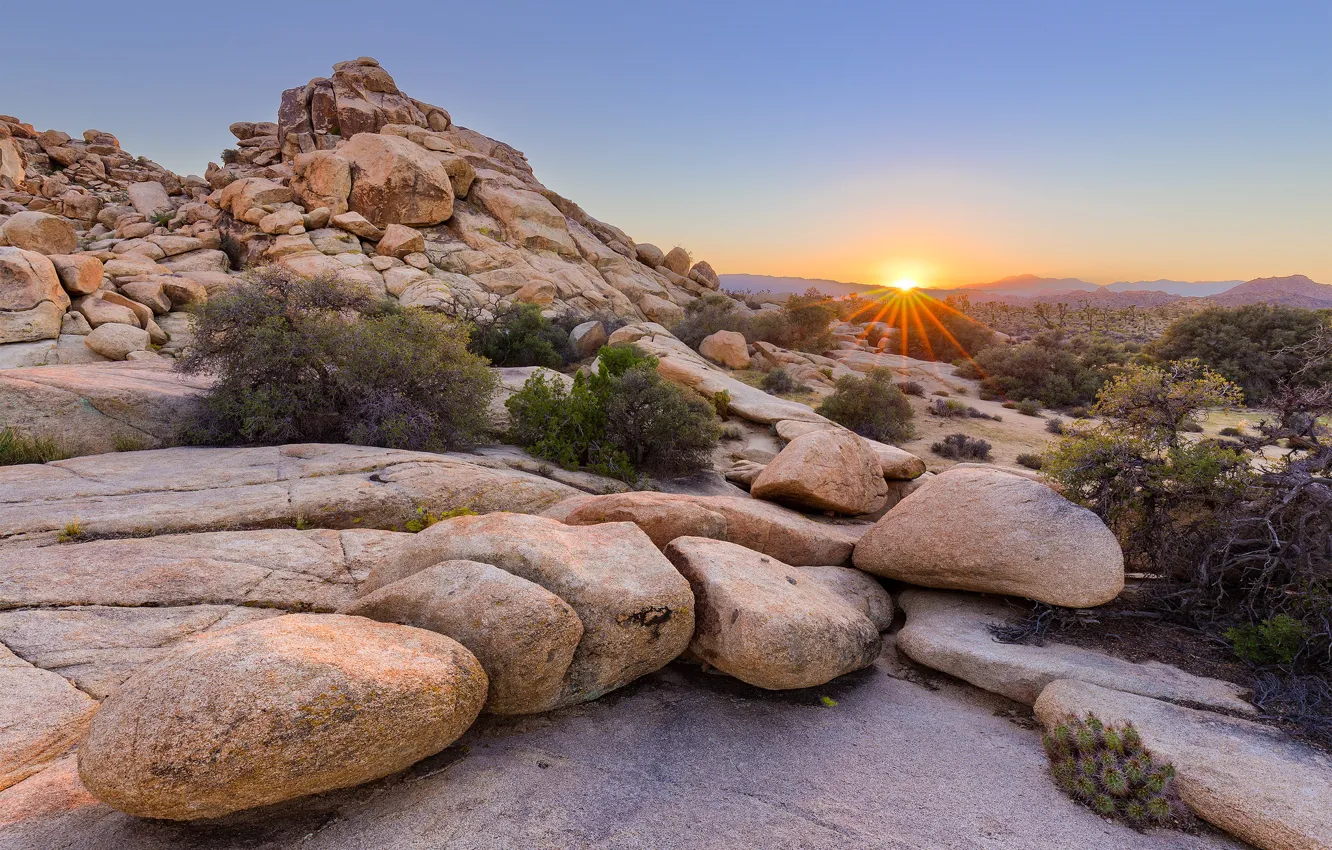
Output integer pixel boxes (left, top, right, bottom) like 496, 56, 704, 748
291, 149, 352, 216
1, 644, 97, 791
342, 560, 583, 715
515, 279, 556, 305
662, 246, 691, 276
340, 132, 454, 227
698, 329, 751, 369
1035, 680, 1332, 850
0, 136, 24, 189
160, 276, 208, 308
102, 254, 166, 278
774, 419, 925, 480
0, 248, 68, 344
126, 181, 170, 217
752, 429, 888, 515
569, 320, 607, 357
635, 243, 665, 267
664, 537, 881, 689
218, 177, 293, 221
0, 212, 77, 256
118, 280, 171, 314
160, 249, 230, 275
84, 323, 150, 360
77, 614, 487, 820
364, 512, 694, 707
98, 291, 153, 328
469, 179, 576, 254
330, 210, 385, 240
546, 491, 729, 548
798, 566, 894, 631
74, 295, 140, 328
853, 467, 1124, 607
46, 254, 103, 296
688, 260, 721, 289
258, 208, 303, 235
376, 223, 425, 258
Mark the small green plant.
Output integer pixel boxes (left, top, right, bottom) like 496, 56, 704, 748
1016, 452, 1045, 470
712, 390, 731, 419
1218, 426, 1243, 437
816, 368, 914, 443
149, 210, 173, 227
761, 368, 810, 395
929, 398, 970, 418
720, 424, 744, 441
1225, 615, 1310, 665
820, 695, 838, 708
1044, 713, 1182, 830
405, 505, 477, 534
0, 428, 70, 466
931, 433, 992, 461
1016, 399, 1042, 416
112, 434, 148, 453
57, 519, 85, 543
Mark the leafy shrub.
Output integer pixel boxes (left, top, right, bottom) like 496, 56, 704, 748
816, 368, 914, 443
1016, 453, 1045, 470
761, 368, 810, 395
671, 293, 748, 349
931, 433, 992, 460
1218, 426, 1242, 437
954, 335, 1128, 408
1016, 399, 1042, 416
177, 268, 497, 451
405, 505, 476, 534
1044, 714, 1183, 829
898, 380, 925, 396
1046, 417, 1067, 435
929, 399, 999, 420
507, 345, 720, 482
0, 428, 69, 466
1226, 615, 1310, 666
468, 302, 571, 368
1151, 304, 1332, 404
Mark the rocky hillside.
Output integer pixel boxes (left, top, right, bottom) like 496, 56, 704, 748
0, 57, 721, 368
1205, 274, 1332, 309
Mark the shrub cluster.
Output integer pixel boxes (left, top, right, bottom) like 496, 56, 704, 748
931, 433, 992, 460
954, 333, 1130, 409
0, 428, 69, 467
1043, 714, 1182, 829
928, 398, 1000, 421
177, 269, 497, 451
506, 345, 720, 482
466, 301, 571, 368
671, 289, 837, 354
815, 368, 914, 443
760, 367, 810, 395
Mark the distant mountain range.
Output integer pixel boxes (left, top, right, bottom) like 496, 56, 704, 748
719, 273, 1332, 309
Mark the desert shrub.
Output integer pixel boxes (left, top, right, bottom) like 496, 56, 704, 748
405, 505, 476, 534
507, 344, 719, 482
1045, 417, 1066, 435
177, 268, 497, 451
847, 292, 996, 362
671, 293, 748, 349
1177, 419, 1204, 433
761, 368, 810, 395
1150, 304, 1332, 404
1226, 615, 1310, 666
955, 335, 1127, 408
1016, 453, 1045, 470
931, 433, 992, 460
1043, 714, 1183, 829
744, 288, 837, 352
0, 428, 69, 466
898, 380, 925, 396
1218, 426, 1242, 437
467, 302, 571, 368
929, 398, 969, 418
816, 368, 914, 443
1016, 399, 1042, 416
1067, 405, 1090, 419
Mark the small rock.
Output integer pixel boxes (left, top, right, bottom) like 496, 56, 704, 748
331, 211, 385, 240
569, 320, 607, 357
662, 246, 691, 276
47, 254, 103, 296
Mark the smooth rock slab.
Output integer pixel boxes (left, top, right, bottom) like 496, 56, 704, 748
342, 560, 583, 715
798, 566, 894, 631
366, 512, 694, 707
896, 590, 1253, 713
1035, 679, 1332, 850
664, 537, 881, 689
0, 643, 97, 791
77, 614, 488, 821
853, 467, 1124, 608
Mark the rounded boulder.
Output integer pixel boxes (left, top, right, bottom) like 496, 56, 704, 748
751, 429, 889, 515
0, 212, 77, 256
77, 614, 488, 820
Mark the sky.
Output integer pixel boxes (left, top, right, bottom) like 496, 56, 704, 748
4, 1, 1329, 287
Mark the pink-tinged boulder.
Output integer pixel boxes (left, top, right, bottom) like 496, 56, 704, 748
798, 565, 894, 631
698, 329, 750, 369
664, 537, 881, 689
342, 560, 583, 715
291, 150, 352, 216
46, 254, 103, 296
853, 467, 1124, 608
752, 429, 889, 515
340, 133, 454, 227
1, 644, 97, 791
0, 212, 77, 256
662, 246, 691, 276
364, 512, 694, 707
688, 260, 721, 289
375, 223, 425, 258
77, 614, 488, 820
0, 248, 68, 343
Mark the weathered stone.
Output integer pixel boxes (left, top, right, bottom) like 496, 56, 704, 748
798, 566, 894, 631
291, 150, 352, 216
74, 295, 138, 329
159, 276, 207, 308
698, 329, 750, 369
159, 249, 229, 274
330, 211, 385, 240
664, 537, 881, 689
0, 644, 97, 791
0, 212, 76, 255
125, 181, 170, 217
84, 323, 149, 360
688, 260, 721, 289
470, 179, 576, 254
364, 512, 694, 707
662, 246, 691, 276
1035, 680, 1332, 850
0, 248, 67, 343
569, 320, 607, 357
118, 280, 170, 314
897, 590, 1253, 712
342, 561, 583, 715
773, 418, 926, 480
340, 133, 454, 227
102, 254, 166, 278
635, 242, 665, 267
46, 254, 102, 296
376, 223, 425, 258
77, 614, 488, 820
752, 429, 889, 515
853, 468, 1124, 608
259, 208, 303, 235
218, 177, 293, 221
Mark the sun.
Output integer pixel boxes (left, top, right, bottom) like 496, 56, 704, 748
890, 278, 920, 291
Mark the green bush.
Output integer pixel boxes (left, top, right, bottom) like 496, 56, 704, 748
507, 344, 720, 482
1016, 399, 1042, 416
0, 428, 70, 466
955, 334, 1128, 409
177, 268, 497, 451
1045, 417, 1066, 435
931, 433, 991, 460
898, 380, 925, 396
468, 302, 571, 368
816, 368, 914, 443
1226, 615, 1310, 666
761, 368, 810, 395
1016, 453, 1045, 470
671, 293, 748, 349
1044, 713, 1182, 829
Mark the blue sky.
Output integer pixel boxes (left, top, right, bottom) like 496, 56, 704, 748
4, 0, 1328, 285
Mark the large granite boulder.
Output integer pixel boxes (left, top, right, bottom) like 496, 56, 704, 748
798, 566, 895, 631
698, 330, 750, 369
342, 560, 583, 715
77, 614, 488, 820
664, 537, 881, 689
853, 467, 1124, 608
0, 213, 77, 256
364, 512, 694, 707
340, 132, 454, 227
751, 429, 889, 515
0, 645, 96, 792
0, 248, 68, 344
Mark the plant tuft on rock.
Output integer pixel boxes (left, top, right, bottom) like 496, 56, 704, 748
1043, 713, 1185, 830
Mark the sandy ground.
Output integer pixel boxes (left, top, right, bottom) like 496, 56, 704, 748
0, 643, 1249, 850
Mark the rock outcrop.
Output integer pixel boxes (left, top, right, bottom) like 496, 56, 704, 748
853, 467, 1124, 608
751, 429, 889, 515
77, 614, 488, 820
